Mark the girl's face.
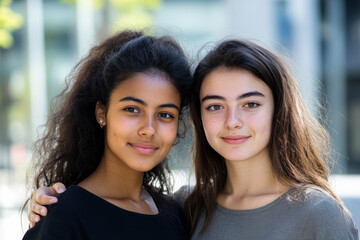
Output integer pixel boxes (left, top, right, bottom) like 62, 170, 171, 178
200, 67, 274, 162
98, 73, 181, 173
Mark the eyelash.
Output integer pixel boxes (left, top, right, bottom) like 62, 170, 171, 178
206, 105, 223, 111
244, 102, 260, 108
124, 107, 139, 113
124, 107, 174, 119
206, 102, 261, 111
158, 112, 174, 119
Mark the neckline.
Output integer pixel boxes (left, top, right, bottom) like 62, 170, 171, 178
215, 187, 296, 215
68, 185, 162, 217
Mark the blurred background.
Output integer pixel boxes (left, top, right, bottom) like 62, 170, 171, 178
1, 0, 360, 239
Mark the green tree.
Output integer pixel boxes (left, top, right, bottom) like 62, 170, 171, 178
0, 0, 23, 49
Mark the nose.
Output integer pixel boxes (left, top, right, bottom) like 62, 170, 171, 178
138, 114, 156, 138
225, 107, 243, 129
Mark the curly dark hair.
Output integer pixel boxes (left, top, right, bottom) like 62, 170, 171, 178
26, 30, 192, 197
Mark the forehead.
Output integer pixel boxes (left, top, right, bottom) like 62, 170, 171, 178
111, 73, 181, 104
200, 67, 271, 97
116, 72, 170, 88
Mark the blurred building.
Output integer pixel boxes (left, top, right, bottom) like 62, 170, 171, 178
1, 0, 360, 173
156, 0, 360, 174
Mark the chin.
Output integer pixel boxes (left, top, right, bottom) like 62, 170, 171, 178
132, 161, 163, 173
222, 153, 252, 162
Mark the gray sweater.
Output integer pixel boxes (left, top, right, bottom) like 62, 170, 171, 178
177, 186, 359, 240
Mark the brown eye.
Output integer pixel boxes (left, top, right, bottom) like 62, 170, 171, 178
207, 105, 223, 111
244, 102, 259, 108
124, 107, 139, 113
158, 112, 174, 119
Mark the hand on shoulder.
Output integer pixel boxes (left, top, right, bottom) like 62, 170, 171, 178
28, 183, 67, 227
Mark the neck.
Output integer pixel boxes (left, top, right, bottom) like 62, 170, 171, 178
78, 155, 144, 202
222, 149, 285, 197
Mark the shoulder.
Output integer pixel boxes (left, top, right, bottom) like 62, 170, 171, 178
23, 186, 87, 239
292, 186, 359, 239
44, 185, 87, 213
299, 186, 345, 214
148, 188, 183, 215
146, 188, 187, 236
296, 186, 336, 205
291, 186, 345, 219
43, 185, 83, 216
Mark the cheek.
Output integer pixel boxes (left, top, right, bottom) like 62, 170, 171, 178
159, 122, 178, 146
262, 108, 274, 138
201, 114, 220, 141
106, 124, 126, 145
248, 112, 273, 141
106, 116, 135, 141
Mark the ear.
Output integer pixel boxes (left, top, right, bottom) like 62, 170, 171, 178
95, 101, 106, 127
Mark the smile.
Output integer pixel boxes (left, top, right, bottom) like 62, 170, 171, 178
129, 143, 158, 155
221, 136, 250, 145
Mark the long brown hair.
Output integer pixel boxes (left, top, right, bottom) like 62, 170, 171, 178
25, 30, 192, 200
184, 39, 348, 235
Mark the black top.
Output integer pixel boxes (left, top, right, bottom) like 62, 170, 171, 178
23, 185, 187, 240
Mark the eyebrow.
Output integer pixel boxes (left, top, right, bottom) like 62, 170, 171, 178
239, 91, 265, 99
158, 103, 179, 110
201, 91, 265, 102
120, 96, 145, 105
119, 96, 179, 110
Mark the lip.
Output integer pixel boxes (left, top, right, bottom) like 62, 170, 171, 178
129, 143, 158, 155
221, 135, 250, 145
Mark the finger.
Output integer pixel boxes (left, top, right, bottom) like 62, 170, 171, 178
28, 210, 41, 224
30, 201, 48, 216
33, 187, 58, 205
51, 182, 66, 194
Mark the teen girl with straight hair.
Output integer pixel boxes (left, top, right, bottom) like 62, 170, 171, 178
184, 39, 359, 239
22, 30, 192, 239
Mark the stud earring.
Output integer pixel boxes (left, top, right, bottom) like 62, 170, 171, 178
99, 120, 104, 129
